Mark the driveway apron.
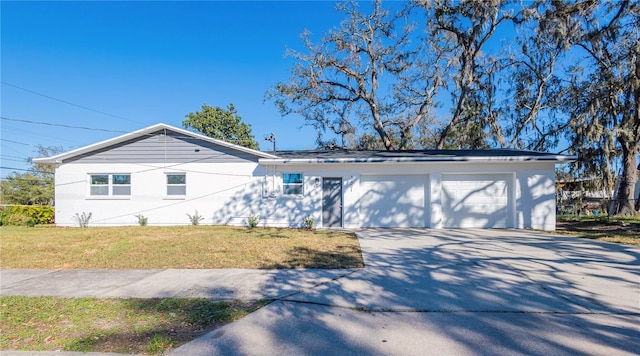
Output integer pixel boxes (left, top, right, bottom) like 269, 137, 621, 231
170, 228, 640, 356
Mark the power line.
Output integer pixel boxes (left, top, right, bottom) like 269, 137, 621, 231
1, 154, 28, 160
0, 145, 32, 158
0, 116, 128, 134
91, 179, 260, 223
0, 166, 32, 172
1, 125, 80, 145
1, 81, 142, 124
0, 166, 51, 175
0, 138, 34, 146
0, 157, 28, 163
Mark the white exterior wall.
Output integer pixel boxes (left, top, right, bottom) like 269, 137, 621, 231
54, 160, 558, 230
513, 163, 558, 230
265, 161, 558, 230
54, 162, 264, 227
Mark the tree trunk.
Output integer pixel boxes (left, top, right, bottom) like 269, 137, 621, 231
370, 102, 393, 150
615, 146, 639, 216
436, 87, 468, 149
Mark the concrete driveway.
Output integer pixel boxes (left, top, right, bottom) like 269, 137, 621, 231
171, 228, 640, 355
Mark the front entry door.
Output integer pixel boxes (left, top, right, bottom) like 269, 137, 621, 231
322, 177, 343, 227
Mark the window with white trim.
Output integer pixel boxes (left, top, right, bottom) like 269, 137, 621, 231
282, 173, 303, 195
89, 174, 131, 197
166, 173, 186, 196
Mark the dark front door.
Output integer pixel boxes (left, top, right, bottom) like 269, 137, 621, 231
322, 177, 343, 227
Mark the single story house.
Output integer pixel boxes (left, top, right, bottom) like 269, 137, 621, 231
34, 123, 576, 230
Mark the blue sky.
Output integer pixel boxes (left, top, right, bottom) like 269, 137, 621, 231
1, 1, 356, 177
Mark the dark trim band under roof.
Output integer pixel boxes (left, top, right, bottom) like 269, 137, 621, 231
258, 149, 577, 164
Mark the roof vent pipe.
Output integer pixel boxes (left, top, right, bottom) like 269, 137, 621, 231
264, 133, 276, 153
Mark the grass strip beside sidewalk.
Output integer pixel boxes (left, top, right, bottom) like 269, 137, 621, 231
1, 296, 267, 355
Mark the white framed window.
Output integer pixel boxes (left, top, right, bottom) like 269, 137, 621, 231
112, 174, 131, 195
283, 173, 303, 195
166, 173, 186, 196
89, 174, 131, 197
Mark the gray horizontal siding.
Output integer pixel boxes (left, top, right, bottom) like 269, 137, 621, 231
65, 130, 260, 164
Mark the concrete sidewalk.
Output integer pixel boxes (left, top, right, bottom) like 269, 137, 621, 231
0, 268, 356, 356
0, 268, 356, 300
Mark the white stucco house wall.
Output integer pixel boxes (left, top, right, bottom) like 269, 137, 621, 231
34, 123, 576, 230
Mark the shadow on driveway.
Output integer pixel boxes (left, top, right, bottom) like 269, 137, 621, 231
171, 228, 640, 356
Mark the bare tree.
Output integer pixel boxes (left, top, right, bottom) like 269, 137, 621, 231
501, 2, 570, 152
416, 0, 513, 149
268, 0, 638, 216
268, 0, 441, 150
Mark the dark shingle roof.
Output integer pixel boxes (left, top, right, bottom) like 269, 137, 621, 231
263, 149, 575, 163
273, 149, 556, 159
260, 149, 577, 165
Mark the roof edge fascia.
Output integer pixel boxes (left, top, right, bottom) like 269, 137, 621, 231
259, 155, 578, 165
32, 123, 278, 164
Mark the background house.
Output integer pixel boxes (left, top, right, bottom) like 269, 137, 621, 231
557, 176, 640, 216
34, 123, 576, 230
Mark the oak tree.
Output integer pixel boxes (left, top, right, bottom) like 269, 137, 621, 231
532, 0, 639, 215
183, 104, 259, 150
269, 0, 440, 150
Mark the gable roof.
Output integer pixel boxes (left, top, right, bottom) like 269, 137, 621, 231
33, 123, 577, 165
260, 149, 577, 165
32, 123, 279, 164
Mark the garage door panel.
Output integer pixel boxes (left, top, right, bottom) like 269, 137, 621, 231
360, 175, 427, 228
442, 174, 511, 228
453, 214, 508, 228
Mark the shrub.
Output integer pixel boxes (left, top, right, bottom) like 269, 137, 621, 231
135, 214, 148, 226
187, 211, 204, 226
0, 205, 54, 226
247, 215, 260, 228
73, 212, 92, 228
3, 213, 35, 227
303, 215, 315, 230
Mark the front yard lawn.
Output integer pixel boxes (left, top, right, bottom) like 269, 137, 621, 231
0, 225, 364, 269
556, 215, 640, 246
0, 296, 266, 354
0, 225, 362, 354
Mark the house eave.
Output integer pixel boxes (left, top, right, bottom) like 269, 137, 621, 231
259, 155, 578, 165
31, 157, 62, 164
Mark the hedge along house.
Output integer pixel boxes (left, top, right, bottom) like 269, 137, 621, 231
34, 123, 576, 230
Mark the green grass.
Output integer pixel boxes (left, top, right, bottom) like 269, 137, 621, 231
0, 225, 362, 353
3, 220, 636, 354
0, 296, 266, 355
556, 215, 640, 246
557, 214, 640, 224
0, 225, 364, 269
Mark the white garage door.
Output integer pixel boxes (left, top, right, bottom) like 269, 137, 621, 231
360, 175, 427, 227
442, 174, 511, 228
